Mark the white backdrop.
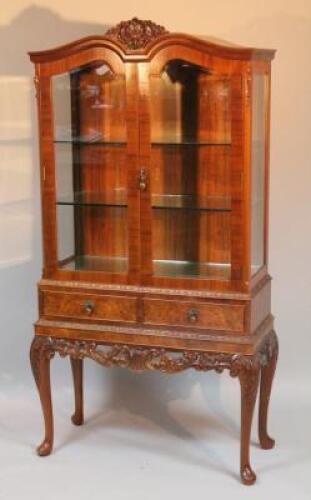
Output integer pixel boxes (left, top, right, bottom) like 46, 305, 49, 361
0, 2, 310, 498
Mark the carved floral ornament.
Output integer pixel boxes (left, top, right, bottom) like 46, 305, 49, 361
31, 331, 278, 376
105, 17, 168, 50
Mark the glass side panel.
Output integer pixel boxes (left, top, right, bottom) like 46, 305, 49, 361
251, 73, 267, 276
149, 60, 232, 279
52, 64, 128, 272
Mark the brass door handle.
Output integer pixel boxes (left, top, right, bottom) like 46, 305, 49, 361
139, 168, 147, 191
82, 300, 95, 314
187, 308, 199, 323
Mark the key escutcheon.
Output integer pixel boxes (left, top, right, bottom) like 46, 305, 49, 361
187, 308, 199, 323
82, 300, 95, 315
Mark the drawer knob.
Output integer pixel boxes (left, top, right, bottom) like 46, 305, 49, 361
187, 308, 198, 323
83, 300, 95, 314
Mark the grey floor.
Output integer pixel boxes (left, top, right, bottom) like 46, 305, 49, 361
0, 365, 310, 500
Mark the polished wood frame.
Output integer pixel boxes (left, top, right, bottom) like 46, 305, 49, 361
29, 17, 277, 485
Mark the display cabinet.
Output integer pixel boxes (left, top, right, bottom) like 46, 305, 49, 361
29, 18, 278, 485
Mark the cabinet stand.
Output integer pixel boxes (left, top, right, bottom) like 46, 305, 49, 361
30, 330, 278, 485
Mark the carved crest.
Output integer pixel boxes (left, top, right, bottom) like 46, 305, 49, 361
106, 17, 168, 50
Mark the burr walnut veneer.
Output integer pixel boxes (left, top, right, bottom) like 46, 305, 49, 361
29, 18, 277, 485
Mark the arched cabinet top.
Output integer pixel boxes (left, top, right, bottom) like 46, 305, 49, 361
29, 17, 276, 65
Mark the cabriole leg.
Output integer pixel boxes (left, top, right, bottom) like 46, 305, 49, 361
30, 336, 54, 456
239, 362, 260, 485
259, 331, 278, 449
70, 358, 84, 426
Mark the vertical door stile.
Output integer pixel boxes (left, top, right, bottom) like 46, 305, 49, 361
39, 73, 58, 276
125, 62, 141, 284
137, 62, 153, 284
264, 64, 272, 270
230, 73, 246, 284
69, 72, 84, 261
243, 65, 253, 284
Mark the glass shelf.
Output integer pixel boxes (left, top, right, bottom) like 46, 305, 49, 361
54, 139, 127, 146
151, 141, 231, 147
59, 254, 231, 278
153, 260, 231, 279
55, 140, 229, 146
152, 194, 231, 212
59, 255, 128, 273
56, 192, 230, 212
56, 190, 127, 207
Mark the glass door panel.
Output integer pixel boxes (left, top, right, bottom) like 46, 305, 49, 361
251, 73, 268, 276
52, 63, 128, 273
149, 60, 232, 279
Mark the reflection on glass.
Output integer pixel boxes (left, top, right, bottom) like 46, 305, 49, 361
152, 209, 231, 279
57, 189, 127, 207
151, 194, 231, 211
53, 65, 126, 143
52, 64, 128, 272
251, 74, 267, 276
149, 59, 232, 279
56, 206, 128, 272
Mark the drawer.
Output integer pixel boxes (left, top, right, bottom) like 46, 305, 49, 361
143, 298, 245, 332
42, 291, 137, 323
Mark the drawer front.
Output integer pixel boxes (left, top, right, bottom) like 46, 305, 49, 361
42, 292, 137, 323
143, 298, 245, 332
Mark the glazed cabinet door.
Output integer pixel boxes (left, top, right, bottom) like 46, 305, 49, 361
38, 56, 140, 284
138, 52, 246, 290
250, 64, 271, 280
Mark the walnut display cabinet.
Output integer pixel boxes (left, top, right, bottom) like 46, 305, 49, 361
29, 18, 278, 485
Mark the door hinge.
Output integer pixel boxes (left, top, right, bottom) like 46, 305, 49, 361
245, 74, 252, 100
34, 76, 40, 99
